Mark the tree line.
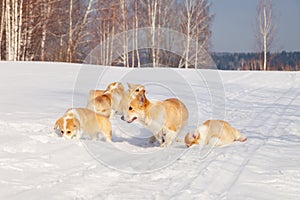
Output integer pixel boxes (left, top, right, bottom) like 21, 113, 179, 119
0, 0, 213, 68
212, 51, 300, 71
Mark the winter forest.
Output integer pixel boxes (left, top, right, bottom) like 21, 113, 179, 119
0, 0, 213, 68
0, 0, 299, 70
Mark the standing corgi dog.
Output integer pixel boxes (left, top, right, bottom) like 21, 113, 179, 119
54, 108, 112, 141
184, 120, 247, 147
87, 82, 145, 118
86, 82, 124, 118
122, 89, 189, 147
87, 90, 105, 104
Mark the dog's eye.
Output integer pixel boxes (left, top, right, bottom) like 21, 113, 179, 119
61, 130, 64, 134
135, 89, 139, 92
67, 131, 71, 134
129, 106, 133, 111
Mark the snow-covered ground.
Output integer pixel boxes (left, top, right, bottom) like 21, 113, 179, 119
0, 62, 299, 199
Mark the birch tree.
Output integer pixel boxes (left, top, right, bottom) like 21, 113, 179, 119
140, 0, 158, 67
256, 0, 276, 71
120, 0, 129, 67
40, 0, 51, 61
4, 0, 23, 61
66, 0, 94, 62
0, 0, 6, 60
179, 0, 212, 68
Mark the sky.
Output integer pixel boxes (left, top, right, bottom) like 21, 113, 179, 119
209, 0, 300, 52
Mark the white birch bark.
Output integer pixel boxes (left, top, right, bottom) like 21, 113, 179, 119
257, 0, 275, 71
67, 0, 73, 62
0, 0, 6, 60
134, 0, 140, 68
151, 0, 157, 67
5, 0, 12, 60
41, 0, 51, 61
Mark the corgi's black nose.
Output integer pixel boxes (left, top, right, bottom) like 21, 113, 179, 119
121, 116, 125, 121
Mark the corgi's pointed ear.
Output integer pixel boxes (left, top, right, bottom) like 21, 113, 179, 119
138, 90, 146, 107
54, 117, 63, 130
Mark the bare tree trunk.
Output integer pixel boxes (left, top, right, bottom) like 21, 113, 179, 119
109, 7, 116, 66
99, 20, 103, 64
18, 0, 23, 60
5, 0, 12, 60
105, 20, 110, 65
185, 0, 191, 68
59, 35, 64, 61
41, 0, 51, 61
0, 0, 6, 60
156, 0, 162, 66
134, 0, 140, 68
131, 19, 135, 68
195, 25, 199, 69
12, 0, 17, 60
256, 0, 276, 71
67, 0, 73, 62
151, 0, 157, 67
120, 0, 129, 67
25, 0, 34, 61
263, 5, 267, 71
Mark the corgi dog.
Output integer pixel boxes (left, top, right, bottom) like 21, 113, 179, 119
87, 90, 105, 104
122, 88, 189, 147
87, 82, 144, 118
54, 108, 112, 141
184, 120, 247, 147
86, 82, 124, 118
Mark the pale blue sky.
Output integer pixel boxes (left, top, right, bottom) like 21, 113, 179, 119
209, 0, 300, 52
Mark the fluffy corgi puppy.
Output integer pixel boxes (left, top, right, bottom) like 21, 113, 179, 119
54, 108, 112, 141
122, 89, 189, 147
87, 82, 145, 118
87, 82, 124, 118
87, 90, 105, 104
185, 120, 247, 147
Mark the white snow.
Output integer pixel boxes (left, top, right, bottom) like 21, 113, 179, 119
0, 61, 299, 199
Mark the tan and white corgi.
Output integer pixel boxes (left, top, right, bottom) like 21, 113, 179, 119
86, 82, 124, 118
87, 82, 144, 118
54, 108, 112, 141
87, 90, 105, 104
184, 120, 247, 147
122, 88, 189, 147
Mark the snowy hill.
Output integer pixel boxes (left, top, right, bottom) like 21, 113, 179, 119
0, 62, 299, 199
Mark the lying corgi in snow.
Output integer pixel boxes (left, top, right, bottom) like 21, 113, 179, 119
86, 82, 144, 118
185, 120, 247, 147
54, 108, 112, 141
122, 88, 189, 147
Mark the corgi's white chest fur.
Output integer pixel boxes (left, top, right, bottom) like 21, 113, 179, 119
144, 100, 165, 134
145, 114, 165, 134
196, 125, 208, 145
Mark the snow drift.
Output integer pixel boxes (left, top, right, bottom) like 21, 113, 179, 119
0, 62, 299, 199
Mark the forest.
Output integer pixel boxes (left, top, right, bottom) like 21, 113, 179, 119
0, 0, 299, 70
0, 0, 213, 68
212, 51, 300, 71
